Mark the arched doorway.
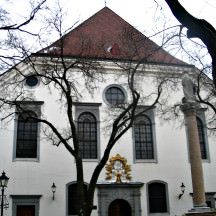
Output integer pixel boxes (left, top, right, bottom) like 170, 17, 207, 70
108, 199, 132, 216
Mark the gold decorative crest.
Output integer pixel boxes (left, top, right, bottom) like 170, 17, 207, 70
105, 154, 131, 182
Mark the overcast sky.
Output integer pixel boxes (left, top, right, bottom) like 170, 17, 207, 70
60, 0, 216, 31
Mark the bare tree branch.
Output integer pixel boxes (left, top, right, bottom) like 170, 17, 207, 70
164, 0, 216, 88
0, 0, 47, 32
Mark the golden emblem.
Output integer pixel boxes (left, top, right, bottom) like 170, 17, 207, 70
105, 154, 131, 182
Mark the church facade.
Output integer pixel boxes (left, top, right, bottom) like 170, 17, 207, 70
0, 7, 215, 216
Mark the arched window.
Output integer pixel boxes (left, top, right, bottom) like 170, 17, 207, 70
148, 182, 168, 213
134, 115, 154, 159
197, 117, 207, 159
78, 112, 97, 159
16, 111, 38, 158
67, 183, 88, 215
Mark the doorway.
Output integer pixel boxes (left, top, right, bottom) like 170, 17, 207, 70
97, 182, 143, 216
108, 199, 132, 216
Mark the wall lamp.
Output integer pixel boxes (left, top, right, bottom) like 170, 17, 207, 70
178, 182, 186, 199
51, 182, 56, 200
0, 171, 9, 216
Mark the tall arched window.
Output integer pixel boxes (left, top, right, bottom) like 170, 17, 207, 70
197, 117, 207, 159
16, 111, 38, 158
134, 115, 154, 159
78, 112, 97, 159
148, 182, 168, 213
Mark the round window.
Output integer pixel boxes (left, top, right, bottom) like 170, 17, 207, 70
25, 75, 39, 87
105, 86, 126, 106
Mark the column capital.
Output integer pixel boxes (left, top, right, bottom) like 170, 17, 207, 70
180, 101, 200, 116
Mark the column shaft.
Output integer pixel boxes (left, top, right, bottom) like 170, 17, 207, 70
185, 110, 206, 207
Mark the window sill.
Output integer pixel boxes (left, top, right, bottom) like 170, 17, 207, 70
149, 213, 169, 216
82, 159, 99, 162
202, 159, 211, 163
13, 158, 39, 162
188, 159, 211, 163
134, 159, 158, 163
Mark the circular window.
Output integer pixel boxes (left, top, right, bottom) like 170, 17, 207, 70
104, 86, 126, 106
25, 75, 39, 87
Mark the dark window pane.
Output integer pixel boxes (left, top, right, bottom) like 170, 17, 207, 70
16, 111, 38, 158
149, 183, 167, 213
26, 75, 39, 87
134, 115, 154, 159
206, 201, 212, 208
197, 117, 207, 159
68, 183, 87, 215
78, 112, 97, 159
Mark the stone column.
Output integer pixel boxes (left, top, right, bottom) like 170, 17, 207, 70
181, 102, 211, 214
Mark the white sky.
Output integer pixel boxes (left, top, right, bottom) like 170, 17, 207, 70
60, 0, 216, 31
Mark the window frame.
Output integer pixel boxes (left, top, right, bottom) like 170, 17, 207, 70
78, 112, 98, 159
146, 181, 170, 215
196, 116, 207, 160
196, 109, 210, 161
25, 75, 39, 88
103, 84, 127, 107
74, 102, 101, 161
134, 115, 154, 160
13, 101, 43, 162
16, 111, 38, 159
132, 106, 157, 163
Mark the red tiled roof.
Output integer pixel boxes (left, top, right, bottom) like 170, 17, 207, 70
38, 7, 186, 65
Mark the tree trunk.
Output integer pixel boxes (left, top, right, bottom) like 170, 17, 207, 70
76, 156, 85, 215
